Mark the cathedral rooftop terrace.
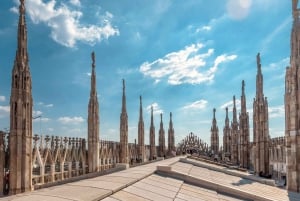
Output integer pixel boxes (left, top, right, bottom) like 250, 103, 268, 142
1, 156, 299, 201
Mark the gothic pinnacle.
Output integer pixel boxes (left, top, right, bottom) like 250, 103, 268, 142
257, 52, 261, 74
151, 105, 154, 126
225, 107, 229, 122
242, 80, 245, 95
20, 0, 25, 13
139, 95, 143, 121
122, 79, 126, 113
233, 95, 237, 123
92, 51, 95, 68
90, 51, 97, 97
123, 79, 125, 92
293, 1, 299, 22
213, 108, 216, 119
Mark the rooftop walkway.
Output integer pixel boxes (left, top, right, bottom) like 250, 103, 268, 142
1, 156, 300, 201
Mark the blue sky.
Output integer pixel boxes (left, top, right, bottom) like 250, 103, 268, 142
0, 0, 291, 146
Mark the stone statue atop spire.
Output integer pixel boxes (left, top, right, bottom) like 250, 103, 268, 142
293, 0, 299, 20
88, 51, 99, 173
92, 51, 95, 68
9, 0, 33, 194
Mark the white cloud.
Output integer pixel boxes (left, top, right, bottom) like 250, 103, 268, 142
266, 57, 289, 71
0, 96, 5, 102
196, 25, 211, 32
33, 117, 50, 122
182, 100, 208, 110
58, 116, 84, 124
36, 102, 54, 108
140, 43, 237, 85
226, 0, 252, 20
61, 127, 84, 137
198, 120, 211, 124
11, 0, 119, 47
33, 110, 42, 117
269, 105, 284, 118
220, 99, 241, 111
69, 0, 81, 7
0, 106, 10, 118
261, 17, 291, 53
146, 103, 163, 115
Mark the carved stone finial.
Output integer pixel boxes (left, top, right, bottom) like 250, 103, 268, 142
91, 51, 95, 68
242, 80, 245, 94
256, 52, 260, 65
19, 0, 25, 13
293, 0, 298, 11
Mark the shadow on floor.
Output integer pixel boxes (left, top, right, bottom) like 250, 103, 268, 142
231, 178, 254, 186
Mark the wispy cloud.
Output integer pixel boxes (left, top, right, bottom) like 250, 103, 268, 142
0, 96, 5, 102
0, 106, 10, 118
69, 0, 81, 7
269, 105, 284, 118
37, 102, 54, 108
196, 25, 211, 33
58, 116, 85, 124
199, 120, 211, 124
265, 57, 289, 72
226, 0, 252, 20
33, 110, 42, 117
116, 68, 138, 75
11, 0, 119, 47
140, 43, 237, 85
182, 99, 208, 110
261, 17, 291, 53
146, 102, 163, 115
220, 99, 241, 111
33, 117, 51, 122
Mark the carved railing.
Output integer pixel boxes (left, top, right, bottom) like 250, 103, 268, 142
0, 131, 9, 196
99, 140, 119, 171
32, 135, 86, 186
269, 136, 286, 181
176, 132, 209, 155
0, 131, 171, 194
269, 137, 286, 163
